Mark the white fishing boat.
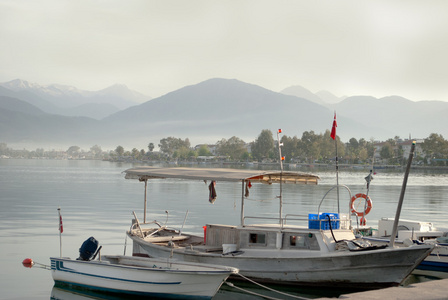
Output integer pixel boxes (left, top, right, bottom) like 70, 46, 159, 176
123, 166, 433, 289
50, 238, 238, 299
358, 217, 448, 278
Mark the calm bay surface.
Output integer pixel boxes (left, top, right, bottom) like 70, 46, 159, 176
1, 159, 448, 300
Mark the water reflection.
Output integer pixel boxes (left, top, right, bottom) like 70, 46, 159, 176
50, 274, 437, 300
50, 284, 266, 300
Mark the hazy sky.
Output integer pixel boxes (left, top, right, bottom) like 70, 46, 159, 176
1, 0, 448, 101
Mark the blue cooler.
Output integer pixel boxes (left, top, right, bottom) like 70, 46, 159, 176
308, 213, 339, 230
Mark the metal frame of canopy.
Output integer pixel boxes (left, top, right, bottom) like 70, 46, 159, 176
124, 167, 320, 227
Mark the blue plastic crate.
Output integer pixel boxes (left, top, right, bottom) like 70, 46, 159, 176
308, 214, 319, 229
320, 213, 339, 230
308, 213, 339, 230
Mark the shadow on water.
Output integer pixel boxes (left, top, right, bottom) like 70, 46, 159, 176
50, 283, 338, 300
50, 283, 268, 300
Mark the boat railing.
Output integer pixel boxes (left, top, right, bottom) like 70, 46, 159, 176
129, 218, 170, 238
240, 185, 352, 230
317, 184, 352, 216
284, 214, 312, 226
242, 214, 350, 230
242, 215, 309, 227
242, 216, 285, 227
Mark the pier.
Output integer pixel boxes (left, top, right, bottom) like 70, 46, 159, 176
318, 278, 448, 300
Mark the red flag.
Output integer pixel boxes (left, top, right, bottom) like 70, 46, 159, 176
59, 215, 63, 233
330, 112, 337, 140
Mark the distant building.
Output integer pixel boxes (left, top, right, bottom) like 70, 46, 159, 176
373, 139, 424, 160
399, 139, 424, 158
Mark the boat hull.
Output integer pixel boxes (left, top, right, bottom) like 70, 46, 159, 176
50, 257, 234, 299
129, 234, 433, 289
411, 245, 448, 278
363, 237, 448, 278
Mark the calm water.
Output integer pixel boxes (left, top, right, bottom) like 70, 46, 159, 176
1, 159, 448, 300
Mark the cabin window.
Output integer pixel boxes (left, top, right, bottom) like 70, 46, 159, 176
289, 235, 307, 248
249, 233, 266, 245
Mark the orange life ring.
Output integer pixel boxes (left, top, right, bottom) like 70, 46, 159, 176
350, 193, 373, 217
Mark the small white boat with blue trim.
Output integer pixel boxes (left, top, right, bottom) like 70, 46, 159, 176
50, 237, 238, 299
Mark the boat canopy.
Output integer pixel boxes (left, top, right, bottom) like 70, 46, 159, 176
124, 166, 319, 185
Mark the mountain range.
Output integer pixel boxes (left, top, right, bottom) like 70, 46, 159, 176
1, 78, 447, 150
0, 79, 151, 119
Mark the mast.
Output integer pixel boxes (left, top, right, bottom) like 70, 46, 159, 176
144, 179, 148, 223
277, 129, 284, 227
389, 141, 416, 247
240, 180, 245, 227
363, 148, 376, 223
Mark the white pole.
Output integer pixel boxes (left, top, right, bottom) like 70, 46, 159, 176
179, 210, 189, 236
277, 129, 284, 172
335, 139, 340, 214
240, 180, 245, 226
144, 179, 148, 223
277, 129, 284, 227
331, 112, 340, 215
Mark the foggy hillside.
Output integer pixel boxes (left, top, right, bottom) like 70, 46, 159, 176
1, 78, 447, 149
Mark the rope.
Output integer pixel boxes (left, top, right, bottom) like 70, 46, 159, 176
225, 282, 282, 300
32, 262, 52, 270
231, 273, 311, 300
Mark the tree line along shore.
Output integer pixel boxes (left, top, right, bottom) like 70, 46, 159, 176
1, 130, 448, 168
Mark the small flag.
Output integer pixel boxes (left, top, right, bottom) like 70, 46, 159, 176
278, 129, 282, 133
59, 215, 63, 233
281, 156, 285, 161
330, 112, 337, 140
58, 208, 63, 233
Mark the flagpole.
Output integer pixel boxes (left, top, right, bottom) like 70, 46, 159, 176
58, 207, 62, 257
335, 136, 340, 214
330, 112, 340, 214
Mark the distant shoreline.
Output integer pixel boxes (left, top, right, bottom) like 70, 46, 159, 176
2, 156, 447, 172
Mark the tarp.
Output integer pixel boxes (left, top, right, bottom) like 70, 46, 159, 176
124, 166, 319, 185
